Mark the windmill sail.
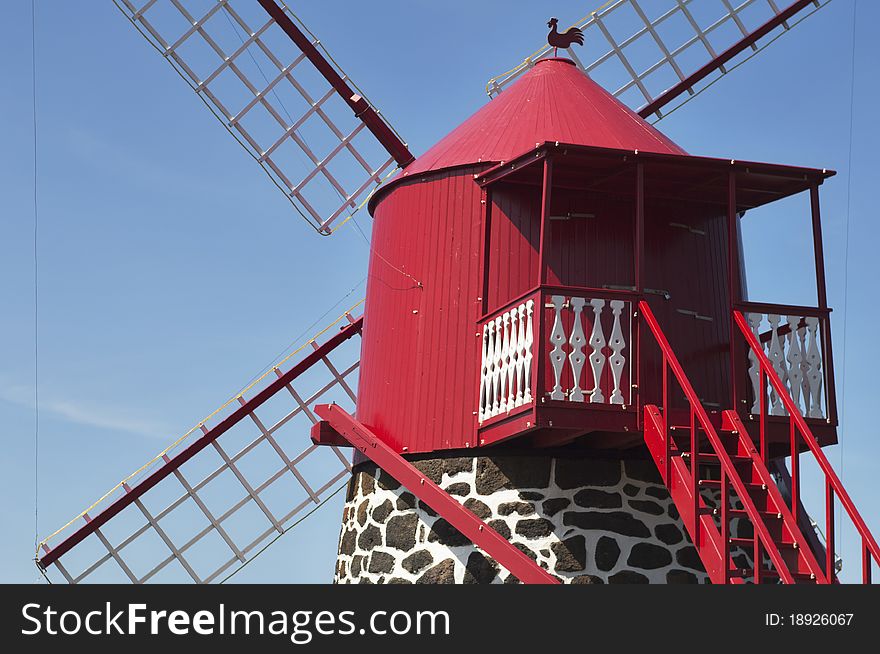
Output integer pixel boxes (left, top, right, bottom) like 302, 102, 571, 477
112, 0, 413, 234
37, 309, 362, 583
486, 0, 829, 120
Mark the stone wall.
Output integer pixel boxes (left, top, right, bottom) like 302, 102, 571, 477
334, 454, 711, 584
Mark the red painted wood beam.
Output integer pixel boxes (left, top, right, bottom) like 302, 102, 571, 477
39, 318, 364, 569
638, 0, 817, 119
257, 0, 414, 168
314, 404, 560, 584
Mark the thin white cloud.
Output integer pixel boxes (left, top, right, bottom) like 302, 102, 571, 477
0, 380, 171, 440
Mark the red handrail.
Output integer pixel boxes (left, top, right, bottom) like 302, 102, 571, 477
639, 301, 804, 583
734, 309, 880, 583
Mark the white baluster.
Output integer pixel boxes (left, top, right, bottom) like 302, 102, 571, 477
549, 296, 567, 401
513, 304, 526, 408
798, 324, 810, 416
491, 316, 503, 417
588, 299, 607, 404
568, 297, 587, 402
479, 323, 490, 422
785, 316, 804, 413
498, 312, 511, 414
767, 314, 787, 416
747, 313, 762, 413
505, 311, 517, 413
804, 317, 824, 418
608, 300, 627, 405
523, 300, 534, 405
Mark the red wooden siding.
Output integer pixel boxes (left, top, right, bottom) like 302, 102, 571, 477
356, 167, 486, 454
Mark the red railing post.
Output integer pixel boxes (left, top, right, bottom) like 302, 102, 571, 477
721, 470, 730, 582
790, 420, 799, 520
826, 479, 835, 582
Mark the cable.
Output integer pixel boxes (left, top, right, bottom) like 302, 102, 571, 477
31, 0, 41, 562
218, 481, 348, 584
838, 0, 858, 548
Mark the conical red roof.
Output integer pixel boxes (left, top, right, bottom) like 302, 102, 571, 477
401, 58, 686, 177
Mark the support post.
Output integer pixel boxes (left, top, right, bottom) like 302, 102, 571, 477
810, 184, 837, 424
727, 171, 742, 411
537, 157, 554, 285
635, 162, 645, 294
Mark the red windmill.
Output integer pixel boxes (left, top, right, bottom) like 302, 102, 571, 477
37, 0, 878, 585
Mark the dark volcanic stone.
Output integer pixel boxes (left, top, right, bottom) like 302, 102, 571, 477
339, 529, 356, 556
445, 482, 471, 497
628, 499, 665, 516
356, 500, 369, 526
571, 574, 604, 584
645, 486, 669, 500
444, 457, 474, 477
624, 460, 662, 484
351, 555, 364, 577
504, 574, 521, 584
655, 523, 684, 545
488, 519, 511, 540
428, 519, 469, 546
499, 501, 535, 516
563, 511, 651, 538
463, 498, 492, 520
622, 484, 640, 497
377, 470, 401, 491
386, 513, 418, 551
514, 543, 538, 560
608, 570, 649, 584
357, 525, 382, 551
396, 492, 417, 511
401, 550, 433, 574
419, 500, 438, 517
368, 551, 395, 574
552, 536, 586, 572
372, 499, 394, 523
515, 518, 554, 539
413, 459, 444, 484
555, 458, 620, 489
676, 546, 705, 571
388, 577, 412, 584
542, 498, 571, 517
595, 536, 621, 572
475, 456, 551, 495
417, 559, 456, 584
668, 504, 680, 520
360, 467, 376, 495
573, 489, 623, 509
667, 569, 700, 584
463, 552, 499, 584
346, 476, 358, 502
627, 542, 672, 570
519, 491, 544, 501
358, 578, 373, 584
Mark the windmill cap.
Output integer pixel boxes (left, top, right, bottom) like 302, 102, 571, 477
371, 57, 685, 212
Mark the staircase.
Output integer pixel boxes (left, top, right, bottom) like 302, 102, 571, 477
638, 300, 880, 584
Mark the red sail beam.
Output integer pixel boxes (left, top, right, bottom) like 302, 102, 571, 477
638, 0, 818, 119
313, 404, 560, 585
257, 0, 414, 168
38, 317, 364, 570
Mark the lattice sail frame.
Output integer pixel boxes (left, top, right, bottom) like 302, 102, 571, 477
113, 0, 408, 234
486, 0, 827, 119
37, 310, 363, 584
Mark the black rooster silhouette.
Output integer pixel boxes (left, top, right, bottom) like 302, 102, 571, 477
547, 17, 584, 56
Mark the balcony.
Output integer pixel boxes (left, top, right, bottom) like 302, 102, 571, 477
477, 285, 638, 447
476, 291, 838, 452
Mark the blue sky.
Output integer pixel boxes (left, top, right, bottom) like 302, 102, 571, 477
1, 0, 876, 583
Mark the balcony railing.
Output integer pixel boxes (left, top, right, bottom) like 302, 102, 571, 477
736, 302, 836, 423
478, 286, 635, 426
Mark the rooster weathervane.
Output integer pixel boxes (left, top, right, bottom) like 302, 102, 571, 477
547, 17, 584, 56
